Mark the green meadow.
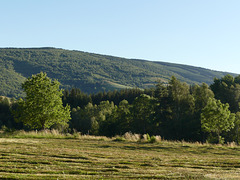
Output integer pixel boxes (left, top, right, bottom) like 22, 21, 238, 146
0, 132, 240, 179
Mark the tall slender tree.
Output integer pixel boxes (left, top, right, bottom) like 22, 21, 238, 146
168, 76, 195, 140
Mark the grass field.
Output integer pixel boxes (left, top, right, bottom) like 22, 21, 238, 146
0, 133, 240, 179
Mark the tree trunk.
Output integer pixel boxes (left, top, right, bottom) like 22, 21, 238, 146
236, 127, 239, 145
217, 131, 221, 144
41, 119, 45, 130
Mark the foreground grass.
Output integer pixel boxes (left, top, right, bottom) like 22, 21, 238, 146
0, 134, 240, 179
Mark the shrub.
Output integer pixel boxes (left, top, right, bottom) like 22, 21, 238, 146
142, 133, 151, 142
207, 134, 225, 144
142, 134, 161, 143
149, 136, 157, 143
113, 136, 126, 142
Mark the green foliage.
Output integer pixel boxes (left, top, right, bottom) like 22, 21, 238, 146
70, 101, 116, 136
130, 94, 156, 134
0, 96, 22, 130
201, 97, 235, 144
234, 112, 240, 144
13, 72, 71, 130
65, 76, 238, 143
70, 106, 92, 134
207, 134, 225, 144
158, 76, 195, 140
113, 136, 126, 142
149, 135, 157, 143
2, 71, 240, 144
191, 83, 215, 140
63, 88, 92, 108
146, 133, 151, 141
192, 83, 214, 112
210, 74, 240, 113
0, 48, 236, 97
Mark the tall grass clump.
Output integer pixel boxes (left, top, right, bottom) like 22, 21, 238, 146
113, 132, 161, 143
142, 133, 161, 143
0, 129, 73, 139
113, 136, 126, 142
11, 129, 71, 139
123, 132, 141, 142
227, 141, 237, 148
0, 128, 111, 140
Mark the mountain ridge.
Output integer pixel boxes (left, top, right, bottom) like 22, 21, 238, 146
0, 47, 237, 97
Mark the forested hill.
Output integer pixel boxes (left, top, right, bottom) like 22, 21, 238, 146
0, 47, 237, 97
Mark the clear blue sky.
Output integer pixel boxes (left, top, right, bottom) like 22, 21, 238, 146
1, 0, 240, 73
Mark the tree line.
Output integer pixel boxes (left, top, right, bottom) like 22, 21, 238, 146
0, 73, 240, 144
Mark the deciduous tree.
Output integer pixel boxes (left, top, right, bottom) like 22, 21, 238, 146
13, 72, 71, 130
201, 97, 235, 143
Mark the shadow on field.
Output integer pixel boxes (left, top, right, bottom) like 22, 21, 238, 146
121, 145, 174, 151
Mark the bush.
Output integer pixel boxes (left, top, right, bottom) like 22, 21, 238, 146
207, 134, 225, 144
142, 134, 161, 143
113, 136, 126, 142
143, 133, 151, 142
149, 136, 157, 143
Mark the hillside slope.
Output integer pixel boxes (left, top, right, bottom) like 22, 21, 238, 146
0, 48, 237, 97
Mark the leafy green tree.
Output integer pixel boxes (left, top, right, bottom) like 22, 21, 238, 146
115, 100, 131, 134
70, 106, 92, 134
100, 100, 131, 136
13, 72, 71, 130
130, 94, 156, 134
192, 83, 214, 141
201, 97, 235, 144
233, 111, 240, 144
153, 80, 172, 136
168, 76, 195, 140
74, 102, 99, 135
0, 97, 21, 130
210, 75, 240, 113
96, 101, 115, 122
96, 101, 116, 136
193, 83, 214, 112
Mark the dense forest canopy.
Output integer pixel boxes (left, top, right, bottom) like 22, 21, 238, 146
1, 73, 240, 144
0, 47, 237, 97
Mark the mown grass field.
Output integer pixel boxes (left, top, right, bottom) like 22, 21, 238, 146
0, 134, 240, 179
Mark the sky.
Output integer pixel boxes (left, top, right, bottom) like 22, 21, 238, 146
1, 0, 240, 73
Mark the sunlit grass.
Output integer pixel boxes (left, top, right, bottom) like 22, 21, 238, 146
0, 132, 239, 179
0, 129, 73, 139
0, 129, 110, 140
